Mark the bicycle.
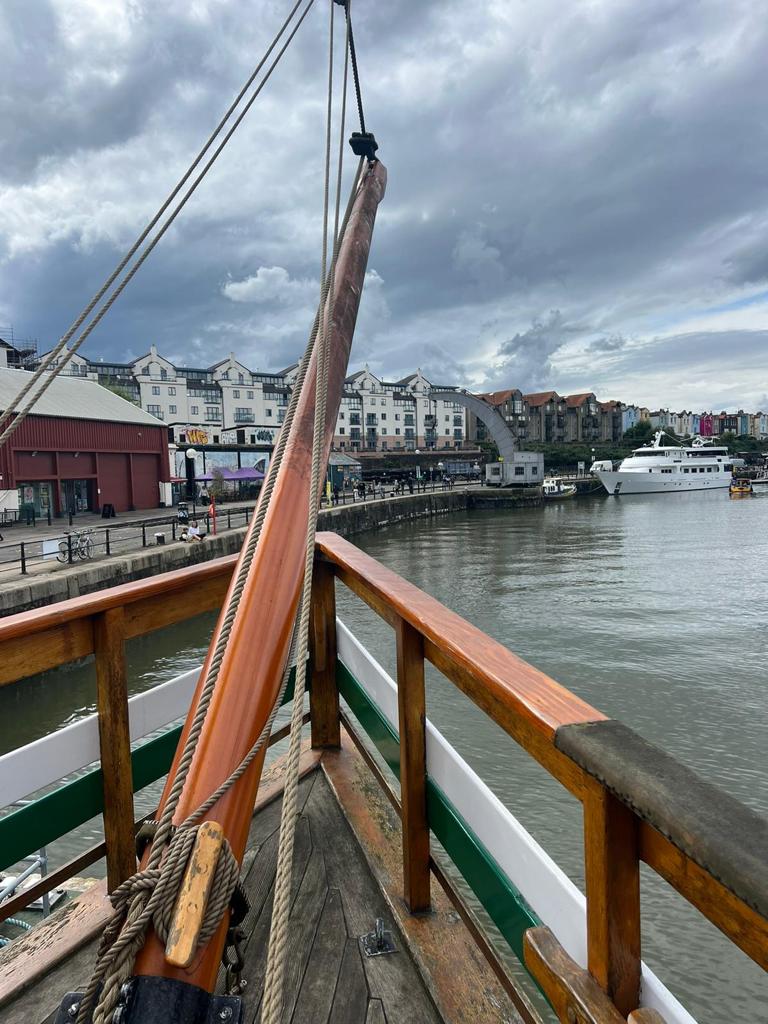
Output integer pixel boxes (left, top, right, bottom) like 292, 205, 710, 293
56, 529, 95, 563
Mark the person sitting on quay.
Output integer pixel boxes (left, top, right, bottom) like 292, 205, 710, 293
187, 520, 204, 543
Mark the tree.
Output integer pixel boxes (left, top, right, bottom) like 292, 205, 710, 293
209, 467, 226, 500
102, 380, 141, 406
623, 420, 653, 441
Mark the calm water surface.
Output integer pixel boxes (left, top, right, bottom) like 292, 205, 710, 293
1, 491, 766, 1021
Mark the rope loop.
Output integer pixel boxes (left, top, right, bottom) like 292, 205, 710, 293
79, 825, 240, 1024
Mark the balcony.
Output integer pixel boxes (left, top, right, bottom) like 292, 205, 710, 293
234, 413, 255, 423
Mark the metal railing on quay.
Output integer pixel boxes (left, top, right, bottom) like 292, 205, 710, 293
0, 504, 258, 577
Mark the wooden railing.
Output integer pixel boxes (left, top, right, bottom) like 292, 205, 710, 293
1, 539, 766, 1024
0, 555, 239, 904
311, 531, 768, 1024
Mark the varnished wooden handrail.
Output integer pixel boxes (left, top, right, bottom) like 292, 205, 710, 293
0, 553, 239, 642
0, 554, 238, 687
315, 532, 604, 740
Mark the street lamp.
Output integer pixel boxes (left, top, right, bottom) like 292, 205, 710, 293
185, 447, 198, 506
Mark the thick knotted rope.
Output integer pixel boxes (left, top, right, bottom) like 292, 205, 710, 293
87, 827, 240, 1024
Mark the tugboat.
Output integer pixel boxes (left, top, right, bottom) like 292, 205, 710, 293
542, 478, 577, 500
729, 477, 754, 497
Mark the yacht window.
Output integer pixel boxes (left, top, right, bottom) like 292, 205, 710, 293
661, 468, 672, 474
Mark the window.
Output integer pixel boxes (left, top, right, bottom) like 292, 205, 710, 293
147, 404, 162, 418
395, 413, 400, 421
339, 427, 345, 435
206, 406, 221, 419
531, 466, 538, 475
445, 415, 450, 422
395, 428, 401, 435
191, 405, 199, 415
168, 387, 176, 395
238, 373, 244, 384
380, 399, 386, 406
515, 466, 525, 476
234, 408, 254, 422
339, 412, 345, 420
266, 408, 273, 417
169, 404, 177, 414
247, 390, 254, 399
152, 386, 160, 396
381, 413, 387, 421
233, 390, 240, 399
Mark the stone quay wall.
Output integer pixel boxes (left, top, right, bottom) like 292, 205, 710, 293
0, 488, 538, 616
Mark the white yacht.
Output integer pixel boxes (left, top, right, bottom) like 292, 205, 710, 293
591, 432, 734, 495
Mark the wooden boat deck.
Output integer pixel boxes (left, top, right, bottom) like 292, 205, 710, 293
3, 744, 523, 1024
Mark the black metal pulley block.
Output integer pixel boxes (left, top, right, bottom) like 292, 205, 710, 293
349, 131, 378, 161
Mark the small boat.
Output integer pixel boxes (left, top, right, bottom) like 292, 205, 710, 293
729, 478, 753, 496
542, 478, 577, 500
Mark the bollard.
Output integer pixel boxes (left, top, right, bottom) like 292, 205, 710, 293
141, 524, 147, 547
245, 507, 250, 524
20, 542, 27, 576
67, 534, 73, 565
172, 521, 176, 541
227, 510, 231, 529
106, 529, 111, 556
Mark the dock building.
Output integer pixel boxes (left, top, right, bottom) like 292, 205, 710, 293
0, 367, 169, 517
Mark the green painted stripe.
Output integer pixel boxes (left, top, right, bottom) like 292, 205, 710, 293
0, 667, 299, 871
336, 661, 539, 963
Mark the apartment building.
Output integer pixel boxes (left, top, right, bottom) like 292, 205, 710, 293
36, 347, 467, 454
333, 367, 467, 452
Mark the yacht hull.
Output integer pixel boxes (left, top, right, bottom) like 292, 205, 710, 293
595, 471, 731, 495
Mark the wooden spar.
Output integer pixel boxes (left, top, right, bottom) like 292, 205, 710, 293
134, 159, 387, 989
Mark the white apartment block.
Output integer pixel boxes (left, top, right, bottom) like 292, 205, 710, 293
333, 367, 466, 452
37, 347, 468, 453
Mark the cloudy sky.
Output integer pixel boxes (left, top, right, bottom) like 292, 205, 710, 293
2, 0, 767, 411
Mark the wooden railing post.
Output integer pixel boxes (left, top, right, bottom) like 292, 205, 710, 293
94, 606, 137, 891
583, 785, 641, 1017
310, 558, 340, 748
395, 616, 431, 913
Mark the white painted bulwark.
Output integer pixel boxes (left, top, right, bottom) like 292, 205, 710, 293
335, 619, 696, 1024
0, 668, 199, 809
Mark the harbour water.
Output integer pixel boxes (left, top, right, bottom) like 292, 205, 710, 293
1, 491, 766, 1021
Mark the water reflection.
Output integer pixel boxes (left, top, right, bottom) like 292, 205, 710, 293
340, 494, 768, 1024
2, 494, 766, 1020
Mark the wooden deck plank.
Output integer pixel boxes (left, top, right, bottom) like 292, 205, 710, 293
3, 767, 445, 1024
0, 881, 110, 1012
365, 1000, 388, 1024
328, 938, 370, 1024
322, 734, 529, 1024
290, 888, 347, 1024
303, 770, 442, 1024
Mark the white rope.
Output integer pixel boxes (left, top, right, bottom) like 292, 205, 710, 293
260, 2, 348, 1020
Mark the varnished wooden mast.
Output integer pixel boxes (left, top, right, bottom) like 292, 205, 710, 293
134, 159, 387, 989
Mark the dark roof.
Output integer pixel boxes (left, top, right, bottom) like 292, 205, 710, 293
523, 390, 560, 406
564, 392, 595, 408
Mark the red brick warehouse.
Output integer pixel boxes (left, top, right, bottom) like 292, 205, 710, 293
0, 368, 170, 517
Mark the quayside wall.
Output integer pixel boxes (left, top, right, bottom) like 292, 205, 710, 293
0, 488, 538, 616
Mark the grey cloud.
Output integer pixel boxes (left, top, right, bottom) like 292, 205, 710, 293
1, 0, 768, 411
587, 334, 627, 353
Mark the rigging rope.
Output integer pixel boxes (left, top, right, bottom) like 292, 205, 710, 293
345, 0, 367, 135
261, 2, 348, 1019
0, 0, 316, 450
